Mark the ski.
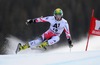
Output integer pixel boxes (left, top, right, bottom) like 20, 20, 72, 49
15, 43, 22, 54
15, 43, 47, 54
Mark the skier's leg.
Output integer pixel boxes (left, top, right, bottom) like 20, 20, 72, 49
41, 30, 56, 40
28, 37, 43, 48
39, 36, 60, 48
16, 37, 43, 52
47, 36, 60, 45
18, 36, 43, 51
38, 30, 57, 48
21, 30, 55, 49
25, 30, 57, 49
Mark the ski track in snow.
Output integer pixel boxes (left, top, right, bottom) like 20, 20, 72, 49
0, 35, 100, 65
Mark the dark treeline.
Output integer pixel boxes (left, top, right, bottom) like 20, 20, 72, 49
0, 0, 100, 54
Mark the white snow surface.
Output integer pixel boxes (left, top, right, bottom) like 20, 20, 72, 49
0, 35, 100, 65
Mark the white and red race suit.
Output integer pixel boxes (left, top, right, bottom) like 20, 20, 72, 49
28, 16, 71, 48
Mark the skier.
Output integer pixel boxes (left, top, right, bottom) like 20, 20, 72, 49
18, 8, 73, 51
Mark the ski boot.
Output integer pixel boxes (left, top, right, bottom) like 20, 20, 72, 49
38, 41, 48, 50
16, 43, 30, 54
22, 43, 30, 50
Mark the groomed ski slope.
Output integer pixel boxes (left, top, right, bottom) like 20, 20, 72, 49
0, 36, 100, 65
0, 51, 100, 65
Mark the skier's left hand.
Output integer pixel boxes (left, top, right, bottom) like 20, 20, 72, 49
68, 38, 73, 48
69, 43, 73, 48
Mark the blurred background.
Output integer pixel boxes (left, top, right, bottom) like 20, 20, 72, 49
0, 0, 100, 54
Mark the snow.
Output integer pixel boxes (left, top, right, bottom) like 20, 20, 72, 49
0, 35, 100, 65
0, 51, 100, 65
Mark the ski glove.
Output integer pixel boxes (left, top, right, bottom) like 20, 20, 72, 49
26, 19, 36, 25
68, 38, 73, 48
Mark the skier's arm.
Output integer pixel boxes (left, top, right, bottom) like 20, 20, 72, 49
64, 22, 71, 39
35, 16, 48, 23
26, 16, 50, 25
64, 22, 73, 48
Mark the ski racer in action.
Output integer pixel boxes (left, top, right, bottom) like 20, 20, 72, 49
18, 8, 73, 51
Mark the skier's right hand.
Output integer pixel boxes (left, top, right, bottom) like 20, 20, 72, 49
26, 19, 36, 25
69, 43, 73, 48
67, 38, 73, 48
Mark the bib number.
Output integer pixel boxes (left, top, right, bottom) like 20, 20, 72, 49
53, 23, 60, 32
